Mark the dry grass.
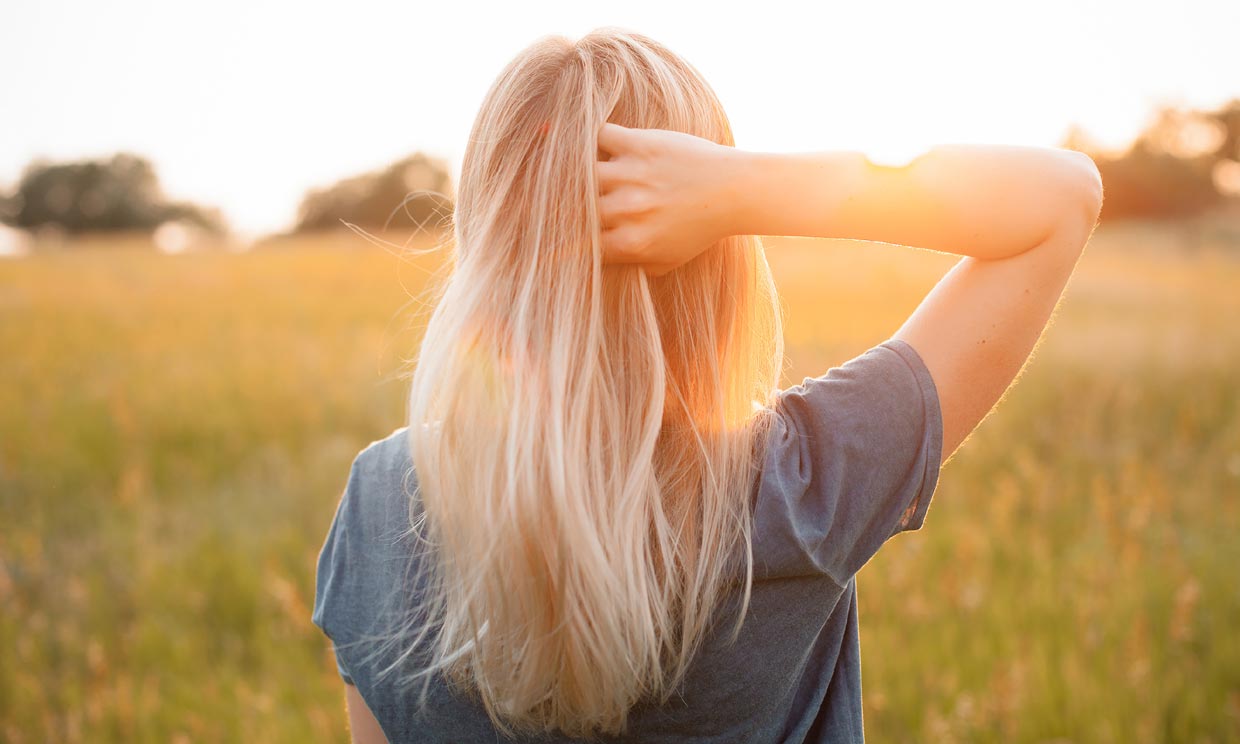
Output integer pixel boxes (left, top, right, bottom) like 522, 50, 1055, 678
1, 222, 1237, 742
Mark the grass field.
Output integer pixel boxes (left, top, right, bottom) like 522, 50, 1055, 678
1, 223, 1238, 742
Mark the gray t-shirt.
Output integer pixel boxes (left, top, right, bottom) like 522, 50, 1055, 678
312, 338, 943, 743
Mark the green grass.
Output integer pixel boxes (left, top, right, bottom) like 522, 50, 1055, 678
1, 224, 1238, 742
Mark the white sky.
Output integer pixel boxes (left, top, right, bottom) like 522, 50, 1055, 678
3, 0, 1237, 237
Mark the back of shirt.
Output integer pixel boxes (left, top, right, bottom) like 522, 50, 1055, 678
312, 338, 943, 743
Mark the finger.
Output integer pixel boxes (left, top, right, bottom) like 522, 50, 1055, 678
598, 203, 619, 230
597, 191, 627, 227
600, 227, 645, 265
598, 205, 620, 231
597, 122, 634, 157
594, 160, 625, 193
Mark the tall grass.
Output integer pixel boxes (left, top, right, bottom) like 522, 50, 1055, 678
1, 224, 1237, 742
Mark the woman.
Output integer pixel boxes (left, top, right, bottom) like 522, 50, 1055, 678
312, 27, 1103, 743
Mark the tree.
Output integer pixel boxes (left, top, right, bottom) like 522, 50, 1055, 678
2, 153, 225, 235
1063, 98, 1240, 221
294, 152, 454, 234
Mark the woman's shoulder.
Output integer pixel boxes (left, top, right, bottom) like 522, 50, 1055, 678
346, 426, 420, 531
313, 426, 427, 685
313, 426, 421, 635
353, 425, 414, 481
751, 339, 942, 584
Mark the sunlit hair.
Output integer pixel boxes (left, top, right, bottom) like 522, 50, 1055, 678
396, 27, 784, 737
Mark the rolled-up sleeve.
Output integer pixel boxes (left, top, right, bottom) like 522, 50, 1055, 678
752, 338, 943, 585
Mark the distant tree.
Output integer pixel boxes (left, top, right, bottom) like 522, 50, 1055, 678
0, 190, 17, 226
1, 153, 226, 236
1209, 99, 1240, 162
162, 200, 227, 234
1064, 98, 1240, 221
294, 152, 454, 234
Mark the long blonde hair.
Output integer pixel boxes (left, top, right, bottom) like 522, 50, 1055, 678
400, 27, 784, 737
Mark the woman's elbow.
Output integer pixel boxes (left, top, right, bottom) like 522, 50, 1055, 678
1039, 150, 1103, 249
1065, 150, 1105, 230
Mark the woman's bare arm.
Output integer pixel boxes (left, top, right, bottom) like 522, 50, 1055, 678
729, 144, 1101, 261
596, 123, 1104, 463
344, 682, 387, 743
730, 144, 1104, 460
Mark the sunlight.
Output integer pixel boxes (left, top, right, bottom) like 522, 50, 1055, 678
861, 141, 931, 168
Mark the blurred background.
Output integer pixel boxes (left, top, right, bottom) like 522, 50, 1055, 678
1, 1, 1238, 742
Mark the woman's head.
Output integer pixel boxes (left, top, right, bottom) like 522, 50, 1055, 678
401, 27, 784, 737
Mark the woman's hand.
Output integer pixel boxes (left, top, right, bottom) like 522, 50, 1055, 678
595, 123, 745, 275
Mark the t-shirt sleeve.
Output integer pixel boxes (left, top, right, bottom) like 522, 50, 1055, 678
752, 338, 943, 585
311, 455, 364, 686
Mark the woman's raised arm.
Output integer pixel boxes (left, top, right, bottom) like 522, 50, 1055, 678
730, 143, 1102, 261
596, 123, 1100, 264
595, 122, 1104, 463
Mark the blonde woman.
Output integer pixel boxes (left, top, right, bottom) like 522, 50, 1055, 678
312, 27, 1103, 743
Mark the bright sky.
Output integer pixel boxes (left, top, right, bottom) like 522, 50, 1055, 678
3, 0, 1237, 237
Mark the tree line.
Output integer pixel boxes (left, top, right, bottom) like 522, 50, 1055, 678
0, 151, 455, 244
1, 98, 1237, 246
1062, 98, 1240, 221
